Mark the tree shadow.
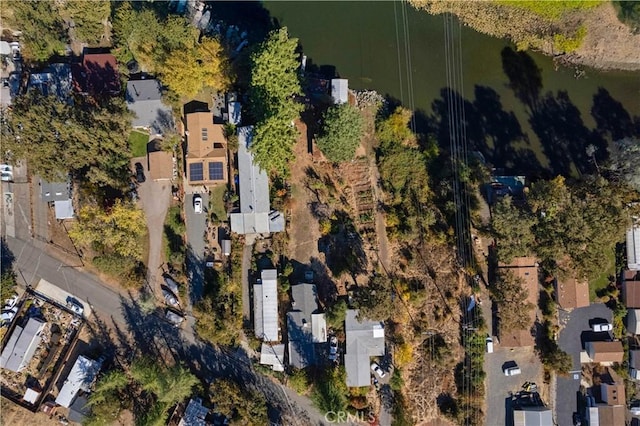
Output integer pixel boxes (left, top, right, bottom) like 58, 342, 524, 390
501, 47, 542, 113
1, 237, 15, 275
591, 87, 638, 142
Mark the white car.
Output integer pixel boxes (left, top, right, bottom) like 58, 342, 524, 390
371, 362, 386, 379
193, 195, 203, 214
592, 322, 613, 332
504, 365, 521, 376
1, 164, 13, 182
1, 306, 18, 323
66, 297, 84, 315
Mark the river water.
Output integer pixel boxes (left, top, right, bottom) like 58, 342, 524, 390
264, 1, 640, 175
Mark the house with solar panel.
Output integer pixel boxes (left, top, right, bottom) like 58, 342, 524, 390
230, 126, 285, 235
184, 111, 228, 189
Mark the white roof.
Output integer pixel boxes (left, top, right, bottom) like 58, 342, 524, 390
54, 199, 74, 219
311, 313, 327, 343
0, 41, 11, 56
628, 225, 640, 271
259, 343, 285, 372
23, 388, 40, 404
331, 79, 348, 104
253, 269, 279, 342
628, 309, 640, 334
55, 355, 102, 408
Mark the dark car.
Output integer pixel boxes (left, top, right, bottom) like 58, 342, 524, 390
135, 162, 145, 183
572, 412, 582, 426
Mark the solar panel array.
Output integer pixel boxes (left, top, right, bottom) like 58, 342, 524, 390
209, 162, 223, 180
189, 163, 203, 181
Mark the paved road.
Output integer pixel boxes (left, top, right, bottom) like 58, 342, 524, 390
184, 192, 208, 306
135, 158, 171, 292
556, 304, 612, 426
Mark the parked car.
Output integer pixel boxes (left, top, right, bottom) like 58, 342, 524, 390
134, 162, 145, 183
371, 362, 386, 379
486, 336, 494, 353
1, 306, 18, 323
162, 289, 179, 307
193, 194, 203, 214
66, 297, 84, 315
572, 412, 582, 425
3, 294, 18, 309
164, 276, 179, 294
592, 322, 613, 332
329, 336, 338, 362
503, 365, 521, 376
165, 309, 185, 326
1, 164, 13, 182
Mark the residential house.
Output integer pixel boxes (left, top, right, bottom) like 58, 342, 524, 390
628, 309, 640, 335
147, 139, 174, 181
344, 309, 385, 388
259, 343, 285, 372
331, 78, 348, 104
40, 178, 74, 220
72, 53, 120, 97
513, 407, 552, 426
55, 355, 103, 408
178, 398, 209, 426
587, 405, 626, 426
184, 110, 227, 188
497, 257, 538, 347
254, 269, 279, 342
287, 283, 327, 369
0, 317, 46, 372
555, 274, 589, 310
28, 63, 73, 101
628, 225, 640, 271
623, 270, 640, 308
600, 382, 625, 406
126, 78, 174, 135
230, 127, 285, 235
630, 350, 640, 380
585, 341, 624, 365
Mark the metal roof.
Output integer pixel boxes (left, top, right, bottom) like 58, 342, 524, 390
513, 407, 552, 426
628, 225, 640, 271
0, 317, 46, 372
254, 269, 279, 342
344, 309, 385, 387
179, 398, 209, 426
55, 199, 75, 220
331, 79, 348, 104
259, 343, 285, 372
55, 355, 102, 408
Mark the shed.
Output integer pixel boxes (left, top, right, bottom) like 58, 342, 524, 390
23, 388, 41, 404
0, 41, 11, 56
54, 199, 75, 220
331, 78, 348, 104
221, 239, 231, 256
55, 355, 102, 408
259, 343, 285, 372
513, 407, 552, 426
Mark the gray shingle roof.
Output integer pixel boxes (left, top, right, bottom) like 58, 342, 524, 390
344, 309, 385, 387
126, 79, 173, 134
0, 317, 46, 372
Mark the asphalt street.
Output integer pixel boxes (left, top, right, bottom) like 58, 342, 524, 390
556, 304, 613, 426
184, 192, 208, 307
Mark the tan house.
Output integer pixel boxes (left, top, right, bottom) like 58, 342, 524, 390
585, 341, 624, 364
498, 257, 538, 347
185, 111, 227, 187
556, 275, 590, 310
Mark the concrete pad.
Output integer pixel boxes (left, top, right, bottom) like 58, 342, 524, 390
35, 278, 92, 318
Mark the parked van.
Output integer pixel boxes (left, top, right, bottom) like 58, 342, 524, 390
486, 336, 494, 353
631, 368, 640, 380
503, 366, 521, 376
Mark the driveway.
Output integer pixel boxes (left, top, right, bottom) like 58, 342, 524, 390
485, 345, 543, 426
556, 304, 612, 426
133, 157, 171, 293
185, 192, 208, 307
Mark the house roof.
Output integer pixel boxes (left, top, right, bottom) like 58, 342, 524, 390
624, 276, 640, 308
178, 398, 209, 426
28, 63, 72, 101
253, 269, 278, 342
600, 382, 625, 405
331, 78, 348, 104
55, 355, 102, 408
556, 275, 590, 309
41, 179, 70, 202
287, 284, 327, 368
344, 309, 385, 387
498, 257, 538, 347
513, 407, 552, 426
72, 53, 120, 95
185, 111, 227, 186
0, 317, 46, 372
587, 341, 624, 363
148, 150, 173, 181
230, 127, 284, 234
260, 343, 285, 372
590, 405, 626, 425
628, 225, 640, 271
629, 309, 640, 334
126, 79, 173, 134
54, 199, 75, 220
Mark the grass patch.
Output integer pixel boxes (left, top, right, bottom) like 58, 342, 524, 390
209, 185, 227, 222
589, 248, 615, 301
497, 0, 603, 20
129, 130, 149, 158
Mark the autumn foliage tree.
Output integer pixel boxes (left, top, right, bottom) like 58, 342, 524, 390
491, 269, 534, 331
208, 378, 268, 425
317, 103, 364, 162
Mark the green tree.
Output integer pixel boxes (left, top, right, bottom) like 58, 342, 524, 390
312, 367, 348, 411
491, 196, 536, 263
376, 107, 416, 148
354, 275, 394, 321
326, 299, 348, 330
61, 0, 111, 45
248, 27, 303, 175
491, 269, 534, 331
317, 104, 364, 163
209, 379, 268, 426
3, 1, 68, 62
86, 370, 130, 426
69, 200, 146, 260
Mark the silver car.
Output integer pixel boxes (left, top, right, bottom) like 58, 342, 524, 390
165, 309, 185, 326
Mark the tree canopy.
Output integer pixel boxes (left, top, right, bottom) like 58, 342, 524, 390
248, 27, 303, 176
209, 379, 268, 425
491, 269, 534, 331
608, 137, 640, 192
1, 91, 133, 188
317, 103, 364, 163
61, 0, 111, 45
491, 196, 535, 263
353, 274, 395, 321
